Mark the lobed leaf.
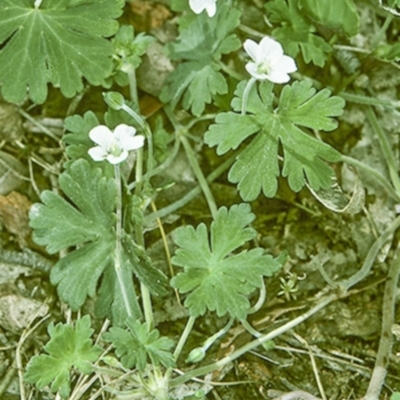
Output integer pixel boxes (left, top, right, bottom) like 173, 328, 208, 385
205, 80, 344, 200
104, 318, 175, 372
63, 111, 101, 162
0, 0, 124, 104
30, 159, 116, 254
25, 316, 102, 399
171, 204, 281, 319
160, 4, 241, 116
299, 0, 359, 37
29, 159, 166, 323
265, 0, 332, 67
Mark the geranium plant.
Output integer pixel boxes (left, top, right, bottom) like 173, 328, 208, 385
0, 1, 400, 399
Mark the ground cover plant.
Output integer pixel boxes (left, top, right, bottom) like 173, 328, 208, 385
1, 0, 400, 399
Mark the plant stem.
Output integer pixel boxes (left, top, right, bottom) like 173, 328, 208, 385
163, 316, 196, 383
370, 14, 394, 51
241, 77, 256, 115
180, 134, 218, 219
18, 108, 60, 141
341, 216, 400, 291
128, 135, 181, 191
114, 165, 133, 318
241, 319, 262, 337
364, 243, 400, 400
121, 103, 146, 131
170, 294, 337, 388
173, 316, 197, 361
338, 91, 400, 109
120, 103, 154, 185
134, 148, 154, 331
340, 155, 400, 202
217, 60, 244, 81
248, 280, 266, 314
364, 105, 400, 196
201, 318, 234, 352
127, 67, 139, 106
144, 153, 236, 224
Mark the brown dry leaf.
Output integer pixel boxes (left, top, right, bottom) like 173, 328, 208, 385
129, 0, 172, 31
0, 191, 32, 247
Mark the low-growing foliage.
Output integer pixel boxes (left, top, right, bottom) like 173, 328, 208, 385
0, 0, 399, 399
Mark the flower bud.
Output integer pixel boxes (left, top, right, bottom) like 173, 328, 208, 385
103, 91, 125, 110
186, 347, 206, 363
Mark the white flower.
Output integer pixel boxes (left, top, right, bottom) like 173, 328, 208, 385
88, 124, 144, 165
244, 37, 297, 83
189, 0, 217, 17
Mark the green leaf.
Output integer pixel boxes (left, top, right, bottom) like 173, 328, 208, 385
95, 263, 141, 325
104, 318, 175, 372
375, 42, 400, 62
106, 25, 155, 87
112, 25, 155, 71
0, 0, 124, 104
30, 159, 116, 254
122, 234, 169, 298
163, 62, 228, 116
299, 0, 359, 36
25, 316, 102, 399
160, 4, 241, 116
205, 81, 344, 200
171, 204, 282, 319
29, 159, 167, 324
63, 111, 101, 162
265, 0, 332, 67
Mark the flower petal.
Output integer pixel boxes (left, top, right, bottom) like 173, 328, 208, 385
189, 0, 206, 14
89, 125, 113, 148
113, 123, 136, 139
88, 146, 108, 162
266, 69, 290, 84
107, 150, 128, 165
259, 37, 283, 62
279, 55, 298, 73
205, 0, 217, 17
115, 127, 137, 147
243, 39, 259, 63
245, 62, 268, 80
122, 135, 145, 151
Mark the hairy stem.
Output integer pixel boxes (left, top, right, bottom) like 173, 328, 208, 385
180, 134, 218, 219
